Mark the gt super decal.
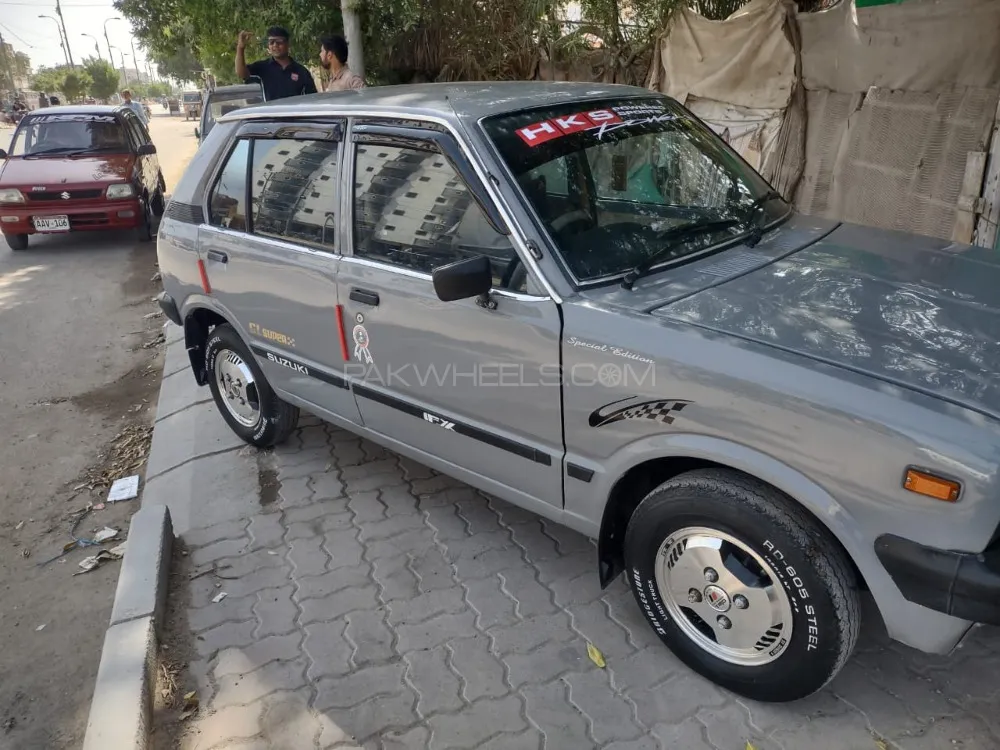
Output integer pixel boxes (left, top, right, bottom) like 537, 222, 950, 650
248, 322, 296, 348
588, 396, 690, 428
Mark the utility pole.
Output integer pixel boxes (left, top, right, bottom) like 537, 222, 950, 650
103, 18, 119, 64
39, 15, 70, 66
129, 37, 140, 82
55, 0, 74, 67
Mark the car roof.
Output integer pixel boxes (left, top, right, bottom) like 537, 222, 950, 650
23, 104, 125, 116
221, 81, 661, 124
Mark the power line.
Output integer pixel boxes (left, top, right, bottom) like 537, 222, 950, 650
0, 22, 35, 48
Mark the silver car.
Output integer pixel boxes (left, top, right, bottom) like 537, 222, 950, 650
156, 82, 1000, 703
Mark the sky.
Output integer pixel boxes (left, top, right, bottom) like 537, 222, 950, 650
0, 0, 151, 73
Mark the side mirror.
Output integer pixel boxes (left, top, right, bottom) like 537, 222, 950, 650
137, 143, 157, 156
0, 149, 7, 160
432, 255, 493, 302
194, 127, 200, 140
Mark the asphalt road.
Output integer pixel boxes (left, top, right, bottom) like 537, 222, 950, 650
0, 111, 198, 750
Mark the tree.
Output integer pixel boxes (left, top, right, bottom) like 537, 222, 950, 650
342, 0, 364, 79
83, 57, 121, 101
32, 66, 69, 95
61, 70, 92, 102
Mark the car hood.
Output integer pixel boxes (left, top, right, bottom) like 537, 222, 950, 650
652, 221, 1000, 419
0, 154, 134, 186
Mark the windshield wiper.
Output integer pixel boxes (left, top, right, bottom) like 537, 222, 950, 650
620, 218, 741, 290
739, 190, 783, 248
25, 147, 91, 158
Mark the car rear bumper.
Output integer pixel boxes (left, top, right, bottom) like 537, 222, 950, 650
0, 199, 142, 234
875, 533, 1000, 626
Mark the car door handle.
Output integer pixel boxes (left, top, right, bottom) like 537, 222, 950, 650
350, 288, 380, 306
206, 250, 228, 264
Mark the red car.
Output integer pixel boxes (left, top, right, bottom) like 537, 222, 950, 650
0, 105, 166, 251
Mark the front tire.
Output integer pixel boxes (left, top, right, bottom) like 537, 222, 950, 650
623, 468, 860, 702
4, 233, 28, 251
205, 324, 299, 448
136, 197, 153, 242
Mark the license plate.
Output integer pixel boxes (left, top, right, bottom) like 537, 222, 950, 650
33, 215, 70, 232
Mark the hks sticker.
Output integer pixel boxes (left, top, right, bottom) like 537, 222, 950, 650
423, 413, 456, 430
353, 324, 373, 365
588, 396, 690, 428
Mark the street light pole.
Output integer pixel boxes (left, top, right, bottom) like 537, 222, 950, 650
39, 15, 70, 66
103, 17, 122, 65
81, 34, 102, 62
109, 45, 127, 86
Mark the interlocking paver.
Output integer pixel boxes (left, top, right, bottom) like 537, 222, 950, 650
386, 588, 466, 625
174, 419, 1000, 750
505, 640, 585, 687
523, 680, 592, 747
395, 610, 478, 653
300, 585, 379, 624
213, 632, 303, 680
253, 585, 299, 638
404, 645, 465, 717
565, 670, 645, 744
303, 620, 353, 679
211, 657, 310, 710
426, 694, 526, 750
345, 608, 396, 667
296, 565, 372, 601
461, 575, 520, 630
446, 635, 509, 701
288, 535, 330, 577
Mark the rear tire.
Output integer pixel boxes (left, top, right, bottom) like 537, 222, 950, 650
205, 323, 299, 448
4, 233, 28, 251
623, 468, 860, 703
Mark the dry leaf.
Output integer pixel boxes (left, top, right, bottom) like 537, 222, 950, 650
746, 741, 758, 750
874, 740, 889, 750
586, 642, 606, 668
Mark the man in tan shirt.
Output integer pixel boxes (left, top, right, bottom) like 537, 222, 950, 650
320, 36, 365, 91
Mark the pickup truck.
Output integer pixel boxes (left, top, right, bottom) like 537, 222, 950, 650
156, 81, 1000, 703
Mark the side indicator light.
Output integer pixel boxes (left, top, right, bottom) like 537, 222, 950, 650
903, 468, 961, 502
197, 259, 211, 294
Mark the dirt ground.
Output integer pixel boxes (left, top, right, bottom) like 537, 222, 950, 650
0, 113, 199, 750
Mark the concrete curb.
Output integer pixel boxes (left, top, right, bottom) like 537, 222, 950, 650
81, 327, 179, 750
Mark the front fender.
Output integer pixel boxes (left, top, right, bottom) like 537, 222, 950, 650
588, 432, 974, 654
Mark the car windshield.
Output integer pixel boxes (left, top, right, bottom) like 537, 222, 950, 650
481, 96, 789, 283
9, 113, 129, 157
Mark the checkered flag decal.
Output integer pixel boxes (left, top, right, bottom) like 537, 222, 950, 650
589, 398, 691, 428
619, 400, 688, 424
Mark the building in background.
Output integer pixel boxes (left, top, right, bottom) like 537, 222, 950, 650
1, 41, 32, 91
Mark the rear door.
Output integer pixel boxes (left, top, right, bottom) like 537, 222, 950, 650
336, 119, 565, 510
198, 118, 362, 424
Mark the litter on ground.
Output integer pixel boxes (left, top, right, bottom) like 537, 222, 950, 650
107, 475, 140, 503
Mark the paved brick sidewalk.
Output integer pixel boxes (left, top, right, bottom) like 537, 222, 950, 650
173, 415, 1000, 750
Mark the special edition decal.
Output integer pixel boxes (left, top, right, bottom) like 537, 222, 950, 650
588, 396, 690, 428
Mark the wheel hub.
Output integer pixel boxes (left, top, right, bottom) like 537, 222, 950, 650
214, 350, 260, 427
654, 527, 794, 666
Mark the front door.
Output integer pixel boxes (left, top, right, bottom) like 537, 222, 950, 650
336, 120, 565, 510
198, 119, 362, 425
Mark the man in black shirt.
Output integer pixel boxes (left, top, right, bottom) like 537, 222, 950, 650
235, 26, 318, 101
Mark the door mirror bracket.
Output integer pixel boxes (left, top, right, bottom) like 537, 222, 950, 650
475, 292, 498, 311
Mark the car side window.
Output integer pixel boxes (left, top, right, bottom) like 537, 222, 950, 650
208, 139, 250, 231
121, 114, 143, 150
250, 138, 340, 250
352, 143, 523, 290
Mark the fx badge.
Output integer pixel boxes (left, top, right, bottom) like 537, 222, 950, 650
588, 396, 690, 428
353, 324, 373, 365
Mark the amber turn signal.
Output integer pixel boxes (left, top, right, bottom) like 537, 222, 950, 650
903, 468, 961, 502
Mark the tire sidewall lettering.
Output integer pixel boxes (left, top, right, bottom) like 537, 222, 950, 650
763, 538, 820, 651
